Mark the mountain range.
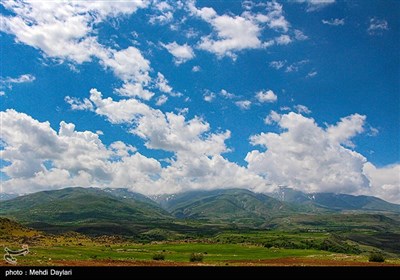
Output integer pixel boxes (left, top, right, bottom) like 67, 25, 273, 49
1, 187, 399, 238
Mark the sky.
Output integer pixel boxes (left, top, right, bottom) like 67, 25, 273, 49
0, 0, 399, 203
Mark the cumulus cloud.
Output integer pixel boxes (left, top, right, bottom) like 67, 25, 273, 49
162, 41, 195, 64
192, 65, 201, 72
155, 95, 168, 106
294, 104, 311, 114
294, 29, 308, 41
220, 89, 236, 99
245, 111, 400, 203
367, 18, 389, 35
275, 34, 292, 45
256, 90, 278, 103
0, 108, 269, 195
363, 163, 400, 204
0, 0, 148, 64
0, 0, 154, 95
327, 114, 366, 148
264, 110, 281, 125
133, 113, 231, 156
203, 90, 216, 102
1, 107, 398, 203
0, 74, 36, 92
70, 88, 231, 156
322, 18, 345, 26
114, 82, 154, 101
188, 0, 291, 58
155, 72, 180, 97
235, 100, 252, 110
102, 47, 151, 86
65, 96, 94, 111
293, 0, 336, 12
285, 59, 309, 72
149, 0, 175, 25
246, 112, 370, 195
269, 60, 286, 70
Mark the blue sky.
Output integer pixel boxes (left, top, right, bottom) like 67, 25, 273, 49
0, 0, 399, 203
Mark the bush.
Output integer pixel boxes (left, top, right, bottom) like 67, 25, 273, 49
189, 253, 204, 262
369, 252, 385, 263
152, 253, 165, 261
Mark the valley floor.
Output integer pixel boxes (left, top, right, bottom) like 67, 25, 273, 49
2, 243, 400, 267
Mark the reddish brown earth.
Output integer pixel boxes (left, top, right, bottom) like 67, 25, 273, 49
46, 258, 399, 266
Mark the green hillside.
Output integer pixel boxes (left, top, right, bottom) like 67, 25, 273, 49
271, 187, 400, 213
158, 189, 301, 226
0, 187, 175, 236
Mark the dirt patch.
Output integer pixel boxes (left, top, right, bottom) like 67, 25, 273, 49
228, 258, 399, 266
47, 258, 399, 267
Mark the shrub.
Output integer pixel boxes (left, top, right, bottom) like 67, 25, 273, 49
189, 253, 204, 262
369, 252, 385, 263
152, 253, 165, 261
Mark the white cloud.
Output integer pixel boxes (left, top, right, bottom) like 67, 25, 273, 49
294, 104, 311, 114
187, 0, 294, 58
88, 88, 156, 124
65, 96, 94, 111
294, 29, 308, 41
293, 0, 336, 12
155, 72, 180, 96
256, 90, 278, 103
327, 114, 366, 148
0, 91, 5, 96
149, 0, 174, 25
220, 89, 236, 99
162, 41, 195, 64
0, 109, 112, 191
246, 112, 370, 195
1, 110, 65, 179
0, 74, 36, 90
115, 83, 154, 101
235, 100, 252, 110
71, 88, 229, 157
159, 153, 268, 194
0, 0, 153, 93
102, 47, 151, 85
306, 71, 318, 78
0, 0, 148, 64
1, 74, 36, 84
156, 94, 168, 106
133, 112, 231, 156
269, 60, 286, 70
203, 90, 216, 102
256, 1, 290, 32
192, 65, 201, 72
197, 14, 262, 58
285, 59, 309, 72
2, 109, 398, 203
1, 109, 268, 195
363, 163, 400, 204
264, 110, 281, 125
322, 18, 345, 26
275, 34, 292, 45
367, 18, 389, 35
189, 1, 262, 58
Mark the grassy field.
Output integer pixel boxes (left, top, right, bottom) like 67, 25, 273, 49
3, 242, 400, 266
1, 217, 399, 266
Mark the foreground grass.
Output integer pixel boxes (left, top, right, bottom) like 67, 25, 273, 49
3, 242, 398, 266
10, 243, 327, 265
